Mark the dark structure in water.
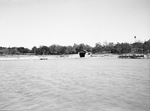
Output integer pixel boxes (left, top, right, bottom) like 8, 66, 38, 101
79, 50, 86, 57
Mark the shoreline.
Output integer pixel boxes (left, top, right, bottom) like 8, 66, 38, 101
0, 54, 149, 61
0, 54, 117, 61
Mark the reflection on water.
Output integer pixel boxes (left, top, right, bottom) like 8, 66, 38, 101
0, 58, 150, 111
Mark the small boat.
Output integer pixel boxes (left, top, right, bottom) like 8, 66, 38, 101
40, 52, 48, 60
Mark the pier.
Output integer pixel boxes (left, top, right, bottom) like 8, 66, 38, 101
118, 54, 144, 59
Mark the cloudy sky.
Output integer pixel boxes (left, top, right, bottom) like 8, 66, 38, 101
0, 0, 150, 48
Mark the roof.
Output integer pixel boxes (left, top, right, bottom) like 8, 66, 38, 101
79, 50, 87, 53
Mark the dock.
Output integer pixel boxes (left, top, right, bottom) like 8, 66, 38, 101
118, 54, 144, 59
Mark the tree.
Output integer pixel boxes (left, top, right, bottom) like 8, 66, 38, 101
17, 47, 30, 54
73, 43, 79, 53
114, 43, 122, 54
41, 46, 50, 55
92, 42, 103, 53
9, 47, 20, 55
103, 42, 114, 53
49, 44, 60, 55
31, 46, 37, 54
85, 44, 92, 52
132, 41, 143, 49
0, 48, 9, 55
143, 39, 150, 53
67, 46, 76, 54
121, 43, 132, 53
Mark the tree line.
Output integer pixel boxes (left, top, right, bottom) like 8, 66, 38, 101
0, 39, 150, 55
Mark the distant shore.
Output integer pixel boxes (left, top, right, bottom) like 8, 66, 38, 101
0, 53, 149, 61
0, 54, 118, 61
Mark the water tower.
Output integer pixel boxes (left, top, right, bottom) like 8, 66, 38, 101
134, 36, 136, 43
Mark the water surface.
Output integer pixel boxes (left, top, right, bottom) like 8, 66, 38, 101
0, 58, 150, 111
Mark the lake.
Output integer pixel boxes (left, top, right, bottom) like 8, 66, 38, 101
0, 57, 150, 111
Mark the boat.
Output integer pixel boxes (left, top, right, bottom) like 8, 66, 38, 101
40, 57, 48, 60
39, 52, 48, 60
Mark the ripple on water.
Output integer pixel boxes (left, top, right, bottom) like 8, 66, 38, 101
0, 58, 149, 111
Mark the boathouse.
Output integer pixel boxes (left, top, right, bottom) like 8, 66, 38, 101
78, 50, 92, 58
79, 50, 86, 57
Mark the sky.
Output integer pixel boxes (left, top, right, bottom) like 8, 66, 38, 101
0, 0, 150, 48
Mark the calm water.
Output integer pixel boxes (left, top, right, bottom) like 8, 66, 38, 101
0, 58, 150, 111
